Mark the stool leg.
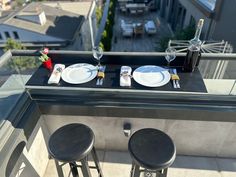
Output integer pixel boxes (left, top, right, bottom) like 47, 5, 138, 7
91, 147, 104, 177
81, 157, 92, 177
69, 162, 79, 177
132, 163, 140, 177
159, 168, 168, 177
130, 161, 135, 177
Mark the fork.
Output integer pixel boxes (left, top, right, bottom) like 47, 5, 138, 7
96, 65, 102, 85
173, 68, 180, 88
99, 65, 106, 85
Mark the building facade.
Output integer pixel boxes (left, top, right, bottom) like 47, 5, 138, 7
0, 1, 96, 51
157, 0, 236, 47
157, 0, 236, 79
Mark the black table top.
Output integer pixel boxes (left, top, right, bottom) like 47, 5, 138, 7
26, 63, 207, 93
48, 123, 94, 162
128, 128, 176, 170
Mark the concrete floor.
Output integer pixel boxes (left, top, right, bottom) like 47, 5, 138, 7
111, 9, 172, 52
204, 79, 236, 95
43, 150, 236, 177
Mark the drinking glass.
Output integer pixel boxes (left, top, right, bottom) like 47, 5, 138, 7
165, 47, 176, 66
92, 46, 103, 67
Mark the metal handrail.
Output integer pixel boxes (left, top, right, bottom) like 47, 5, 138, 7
9, 50, 236, 60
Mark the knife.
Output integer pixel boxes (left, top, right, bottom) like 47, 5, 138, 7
96, 65, 102, 85
170, 69, 177, 89
173, 68, 180, 88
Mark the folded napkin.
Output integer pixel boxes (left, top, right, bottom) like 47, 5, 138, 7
97, 71, 105, 78
48, 64, 65, 84
120, 66, 132, 87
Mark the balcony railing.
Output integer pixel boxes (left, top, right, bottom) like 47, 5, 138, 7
0, 50, 236, 177
0, 50, 235, 125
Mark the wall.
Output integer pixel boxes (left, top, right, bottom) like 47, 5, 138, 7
43, 115, 236, 158
0, 24, 64, 43
178, 0, 211, 39
212, 0, 236, 48
0, 100, 49, 177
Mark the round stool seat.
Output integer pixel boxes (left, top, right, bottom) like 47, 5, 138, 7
128, 128, 176, 170
48, 123, 95, 162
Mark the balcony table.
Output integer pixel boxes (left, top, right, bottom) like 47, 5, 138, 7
26, 64, 207, 93
23, 53, 236, 122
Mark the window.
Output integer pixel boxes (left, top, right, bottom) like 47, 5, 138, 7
167, 0, 169, 6
0, 33, 2, 40
189, 16, 196, 27
4, 32, 10, 39
181, 9, 187, 28
13, 31, 19, 39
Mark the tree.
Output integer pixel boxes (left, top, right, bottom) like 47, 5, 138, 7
175, 25, 195, 40
96, 7, 103, 26
158, 25, 196, 51
4, 38, 25, 51
4, 38, 40, 71
99, 0, 116, 51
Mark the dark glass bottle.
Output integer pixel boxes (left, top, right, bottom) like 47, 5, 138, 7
183, 19, 204, 72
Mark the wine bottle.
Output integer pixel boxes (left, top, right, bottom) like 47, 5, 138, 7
183, 19, 204, 72
189, 19, 204, 47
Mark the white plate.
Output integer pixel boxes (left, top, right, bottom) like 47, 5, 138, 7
133, 65, 170, 87
61, 63, 97, 84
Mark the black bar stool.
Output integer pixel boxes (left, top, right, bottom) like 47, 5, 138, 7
128, 128, 176, 177
48, 123, 104, 177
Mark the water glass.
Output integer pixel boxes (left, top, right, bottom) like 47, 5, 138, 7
92, 46, 103, 67
165, 47, 176, 66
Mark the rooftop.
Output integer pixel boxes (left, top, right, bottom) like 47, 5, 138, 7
0, 2, 86, 40
43, 1, 93, 17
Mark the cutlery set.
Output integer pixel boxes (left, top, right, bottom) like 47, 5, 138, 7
170, 68, 180, 89
96, 65, 106, 86
49, 64, 180, 89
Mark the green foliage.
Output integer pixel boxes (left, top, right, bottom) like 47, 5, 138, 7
4, 38, 25, 51
8, 56, 41, 71
175, 25, 195, 40
96, 7, 103, 26
158, 25, 195, 51
159, 37, 171, 52
4, 39, 40, 71
99, 0, 116, 51
99, 42, 104, 50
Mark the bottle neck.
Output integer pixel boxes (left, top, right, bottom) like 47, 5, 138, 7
189, 19, 204, 47
194, 25, 202, 41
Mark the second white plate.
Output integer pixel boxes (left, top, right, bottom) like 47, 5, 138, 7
133, 65, 170, 87
61, 63, 97, 84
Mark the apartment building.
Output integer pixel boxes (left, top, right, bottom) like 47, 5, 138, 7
158, 0, 236, 45
0, 1, 96, 50
157, 0, 236, 79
